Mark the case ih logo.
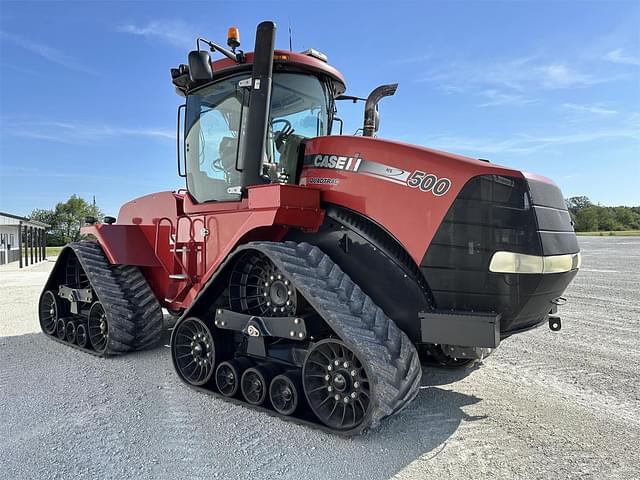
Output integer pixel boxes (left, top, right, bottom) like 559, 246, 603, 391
304, 153, 452, 197
311, 154, 363, 171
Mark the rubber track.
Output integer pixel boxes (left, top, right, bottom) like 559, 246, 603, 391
111, 264, 164, 349
175, 241, 422, 434
253, 241, 422, 430
43, 242, 163, 356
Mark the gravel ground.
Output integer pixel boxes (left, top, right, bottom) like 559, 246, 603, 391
0, 237, 638, 479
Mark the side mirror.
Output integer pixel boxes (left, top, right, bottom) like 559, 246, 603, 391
188, 51, 213, 82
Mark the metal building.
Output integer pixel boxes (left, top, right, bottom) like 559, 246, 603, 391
0, 212, 49, 267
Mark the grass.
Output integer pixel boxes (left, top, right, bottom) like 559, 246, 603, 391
576, 230, 640, 237
46, 246, 64, 256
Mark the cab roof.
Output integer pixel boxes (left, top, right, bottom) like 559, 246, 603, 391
209, 50, 346, 96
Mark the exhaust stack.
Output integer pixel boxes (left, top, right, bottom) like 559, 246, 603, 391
239, 21, 276, 189
363, 83, 398, 137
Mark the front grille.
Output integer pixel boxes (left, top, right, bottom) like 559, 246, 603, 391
420, 174, 577, 333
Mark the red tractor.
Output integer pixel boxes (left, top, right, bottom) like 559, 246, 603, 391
39, 22, 580, 435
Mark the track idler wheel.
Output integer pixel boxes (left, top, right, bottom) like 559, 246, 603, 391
56, 319, 67, 340
65, 320, 77, 344
76, 323, 88, 348
303, 339, 371, 431
39, 290, 62, 335
88, 302, 109, 354
269, 372, 302, 416
241, 365, 277, 406
215, 358, 253, 397
172, 317, 218, 386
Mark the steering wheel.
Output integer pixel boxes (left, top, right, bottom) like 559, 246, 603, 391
271, 119, 294, 150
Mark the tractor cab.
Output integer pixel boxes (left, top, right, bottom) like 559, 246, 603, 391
171, 23, 347, 204
184, 70, 333, 203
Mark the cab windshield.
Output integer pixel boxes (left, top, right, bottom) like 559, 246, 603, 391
185, 72, 331, 203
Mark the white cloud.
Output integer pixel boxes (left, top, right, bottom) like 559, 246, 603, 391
604, 48, 640, 66
477, 89, 537, 107
538, 64, 596, 89
419, 54, 621, 105
0, 31, 96, 75
117, 20, 196, 50
2, 119, 174, 143
426, 128, 639, 156
391, 53, 434, 65
562, 103, 618, 115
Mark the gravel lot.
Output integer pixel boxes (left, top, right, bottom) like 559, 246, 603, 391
1, 236, 638, 479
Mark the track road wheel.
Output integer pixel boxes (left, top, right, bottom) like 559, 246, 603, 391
88, 302, 109, 354
39, 290, 62, 335
76, 323, 88, 348
65, 320, 77, 344
172, 317, 217, 386
216, 358, 252, 397
303, 339, 371, 431
241, 366, 276, 406
270, 372, 302, 416
56, 319, 66, 340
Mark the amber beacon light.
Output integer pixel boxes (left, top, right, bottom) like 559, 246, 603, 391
227, 26, 240, 49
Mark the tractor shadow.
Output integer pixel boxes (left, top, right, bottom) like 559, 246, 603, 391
302, 365, 487, 480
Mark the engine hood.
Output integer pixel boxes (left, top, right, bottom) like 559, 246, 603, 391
301, 135, 540, 262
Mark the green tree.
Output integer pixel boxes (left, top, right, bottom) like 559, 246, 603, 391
596, 207, 621, 231
567, 198, 640, 232
30, 195, 103, 246
612, 207, 640, 229
573, 206, 599, 231
566, 196, 593, 213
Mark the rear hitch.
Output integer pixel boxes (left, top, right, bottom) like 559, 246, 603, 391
549, 316, 561, 332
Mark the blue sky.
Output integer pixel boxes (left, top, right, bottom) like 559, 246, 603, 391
1, 0, 639, 216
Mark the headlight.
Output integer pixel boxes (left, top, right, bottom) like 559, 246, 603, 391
489, 251, 581, 274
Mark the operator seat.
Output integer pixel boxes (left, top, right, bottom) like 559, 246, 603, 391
219, 136, 241, 185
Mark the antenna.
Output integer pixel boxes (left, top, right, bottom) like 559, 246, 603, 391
288, 20, 293, 52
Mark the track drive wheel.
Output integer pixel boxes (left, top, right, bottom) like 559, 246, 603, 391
303, 339, 371, 431
229, 251, 300, 317
39, 290, 62, 335
171, 317, 218, 386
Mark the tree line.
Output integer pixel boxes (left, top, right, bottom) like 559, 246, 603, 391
566, 196, 640, 232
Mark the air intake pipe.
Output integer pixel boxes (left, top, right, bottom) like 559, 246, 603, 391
363, 83, 398, 137
239, 21, 276, 189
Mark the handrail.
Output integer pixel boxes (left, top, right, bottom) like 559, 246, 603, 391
154, 217, 190, 278
154, 217, 174, 275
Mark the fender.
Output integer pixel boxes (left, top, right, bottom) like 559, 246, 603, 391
285, 204, 433, 342
82, 184, 325, 311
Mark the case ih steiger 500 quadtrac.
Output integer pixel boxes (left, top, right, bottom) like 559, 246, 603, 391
39, 22, 580, 435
